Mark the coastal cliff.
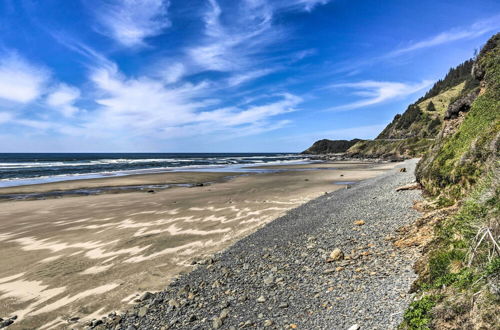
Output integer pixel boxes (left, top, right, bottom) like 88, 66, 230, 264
303, 33, 499, 329
398, 32, 499, 329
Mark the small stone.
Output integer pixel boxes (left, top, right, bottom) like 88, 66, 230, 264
290, 324, 298, 329
347, 325, 360, 330
263, 275, 274, 285
139, 292, 153, 301
168, 299, 180, 309
212, 317, 223, 329
91, 319, 103, 327
329, 248, 344, 261
322, 268, 335, 274
137, 306, 148, 317
279, 302, 289, 308
220, 308, 229, 320
256, 295, 266, 303
354, 220, 365, 226
263, 320, 274, 327
335, 266, 345, 271
1, 320, 13, 327
188, 315, 197, 322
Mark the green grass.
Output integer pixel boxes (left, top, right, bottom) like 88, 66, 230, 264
417, 82, 465, 115
402, 295, 439, 330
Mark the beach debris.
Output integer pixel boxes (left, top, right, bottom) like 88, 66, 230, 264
395, 183, 421, 191
399, 168, 407, 172
354, 220, 366, 226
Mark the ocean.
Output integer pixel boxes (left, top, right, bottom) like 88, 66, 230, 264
0, 153, 309, 188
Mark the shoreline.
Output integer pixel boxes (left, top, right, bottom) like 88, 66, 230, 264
0, 160, 388, 201
0, 160, 399, 329
101, 159, 422, 330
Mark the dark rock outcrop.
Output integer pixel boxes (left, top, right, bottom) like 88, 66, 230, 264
444, 89, 480, 119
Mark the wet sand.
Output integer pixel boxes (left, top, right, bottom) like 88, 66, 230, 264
0, 161, 398, 329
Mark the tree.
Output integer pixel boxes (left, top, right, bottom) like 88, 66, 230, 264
427, 101, 436, 112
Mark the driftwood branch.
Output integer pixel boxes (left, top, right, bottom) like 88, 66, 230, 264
395, 182, 421, 191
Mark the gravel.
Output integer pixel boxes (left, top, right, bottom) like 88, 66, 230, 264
96, 159, 422, 330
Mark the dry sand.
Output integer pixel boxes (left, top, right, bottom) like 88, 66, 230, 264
0, 161, 398, 329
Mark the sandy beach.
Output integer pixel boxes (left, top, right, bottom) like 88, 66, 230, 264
0, 160, 397, 329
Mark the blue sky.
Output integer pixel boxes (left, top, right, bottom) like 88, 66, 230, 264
0, 0, 498, 152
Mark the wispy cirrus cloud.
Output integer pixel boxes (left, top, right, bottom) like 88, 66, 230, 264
91, 0, 171, 48
327, 80, 433, 111
188, 0, 329, 76
0, 52, 50, 104
388, 15, 500, 57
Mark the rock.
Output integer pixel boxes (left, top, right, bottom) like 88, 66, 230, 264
445, 89, 480, 119
168, 299, 180, 309
139, 292, 153, 301
347, 325, 360, 330
322, 268, 336, 274
212, 317, 223, 329
328, 248, 344, 261
188, 314, 197, 322
137, 306, 148, 317
263, 319, 274, 327
279, 302, 289, 308
256, 295, 266, 303
354, 220, 365, 226
263, 275, 274, 285
0, 319, 13, 328
220, 308, 229, 320
91, 319, 103, 327
69, 317, 80, 323
399, 168, 406, 172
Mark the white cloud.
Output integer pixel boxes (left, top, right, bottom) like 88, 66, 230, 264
46, 84, 82, 117
0, 53, 49, 103
275, 0, 331, 12
93, 0, 170, 47
188, 0, 328, 73
227, 69, 275, 87
0, 112, 13, 124
327, 80, 433, 111
389, 15, 500, 57
159, 63, 186, 84
87, 63, 301, 138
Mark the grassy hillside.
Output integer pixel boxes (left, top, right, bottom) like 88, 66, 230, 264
345, 59, 480, 159
400, 33, 500, 330
301, 139, 362, 154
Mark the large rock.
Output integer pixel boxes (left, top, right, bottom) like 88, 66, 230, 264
444, 89, 480, 119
